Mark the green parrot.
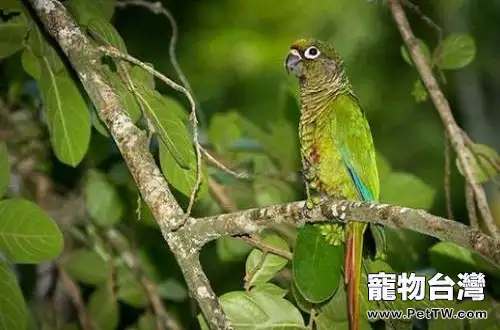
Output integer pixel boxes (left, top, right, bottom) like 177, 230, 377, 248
285, 38, 379, 330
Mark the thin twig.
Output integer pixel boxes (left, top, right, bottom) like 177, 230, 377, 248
58, 267, 97, 330
401, 0, 443, 40
201, 147, 249, 180
241, 235, 292, 260
99, 45, 202, 217
208, 176, 239, 212
116, 1, 195, 99
388, 0, 500, 239
466, 183, 479, 229
444, 133, 454, 220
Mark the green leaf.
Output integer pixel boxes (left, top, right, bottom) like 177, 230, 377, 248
39, 60, 91, 166
157, 278, 188, 302
437, 33, 476, 69
130, 65, 155, 90
254, 177, 296, 207
400, 39, 431, 67
380, 172, 436, 209
429, 297, 500, 330
102, 67, 141, 122
217, 290, 305, 329
0, 142, 10, 198
136, 87, 191, 168
292, 225, 343, 303
291, 280, 313, 313
216, 237, 251, 262
411, 79, 428, 103
0, 260, 26, 330
1, 0, 23, 10
28, 26, 64, 72
137, 312, 156, 330
245, 233, 289, 287
429, 242, 500, 278
21, 50, 41, 79
92, 110, 110, 137
63, 249, 109, 285
252, 283, 288, 298
67, 0, 116, 25
84, 170, 124, 226
0, 16, 27, 60
385, 228, 433, 271
89, 283, 119, 330
209, 112, 242, 153
456, 143, 500, 183
87, 17, 127, 52
117, 265, 148, 307
159, 141, 208, 200
0, 198, 63, 263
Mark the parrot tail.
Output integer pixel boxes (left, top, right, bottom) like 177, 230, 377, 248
345, 222, 365, 330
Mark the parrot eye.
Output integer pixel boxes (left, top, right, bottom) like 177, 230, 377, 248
304, 46, 320, 59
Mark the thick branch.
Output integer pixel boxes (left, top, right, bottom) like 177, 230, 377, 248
25, 1, 230, 328
387, 0, 500, 238
184, 199, 500, 266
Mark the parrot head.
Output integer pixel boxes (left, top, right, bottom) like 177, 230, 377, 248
285, 38, 345, 88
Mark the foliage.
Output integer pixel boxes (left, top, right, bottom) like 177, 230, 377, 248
0, 0, 499, 329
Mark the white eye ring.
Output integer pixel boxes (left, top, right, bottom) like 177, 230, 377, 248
304, 46, 321, 59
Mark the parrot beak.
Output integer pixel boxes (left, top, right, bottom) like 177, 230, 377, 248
285, 49, 303, 77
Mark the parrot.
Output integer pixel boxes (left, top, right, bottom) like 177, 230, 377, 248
285, 38, 379, 330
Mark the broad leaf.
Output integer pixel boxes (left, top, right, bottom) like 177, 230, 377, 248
293, 225, 343, 303
245, 233, 289, 287
157, 278, 189, 302
0, 142, 10, 198
102, 67, 141, 122
437, 33, 476, 70
1, 0, 23, 10
136, 87, 191, 168
21, 50, 41, 79
63, 249, 109, 285
89, 282, 119, 330
0, 260, 26, 330
456, 143, 500, 183
411, 79, 428, 103
429, 242, 500, 278
380, 172, 436, 209
87, 17, 127, 52
67, 0, 116, 25
0, 16, 27, 60
213, 289, 305, 329
400, 39, 431, 67
216, 237, 251, 262
137, 312, 156, 330
28, 26, 64, 72
291, 280, 313, 313
0, 198, 63, 263
130, 65, 155, 90
251, 283, 288, 298
209, 112, 242, 153
39, 60, 91, 166
159, 141, 208, 200
117, 265, 148, 307
84, 170, 124, 226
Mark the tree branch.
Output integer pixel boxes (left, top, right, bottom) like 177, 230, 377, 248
182, 199, 500, 266
387, 0, 500, 239
24, 1, 231, 328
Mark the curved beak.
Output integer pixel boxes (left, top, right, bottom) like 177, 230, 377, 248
285, 49, 303, 77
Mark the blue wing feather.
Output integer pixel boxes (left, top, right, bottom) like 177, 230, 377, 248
340, 146, 373, 201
